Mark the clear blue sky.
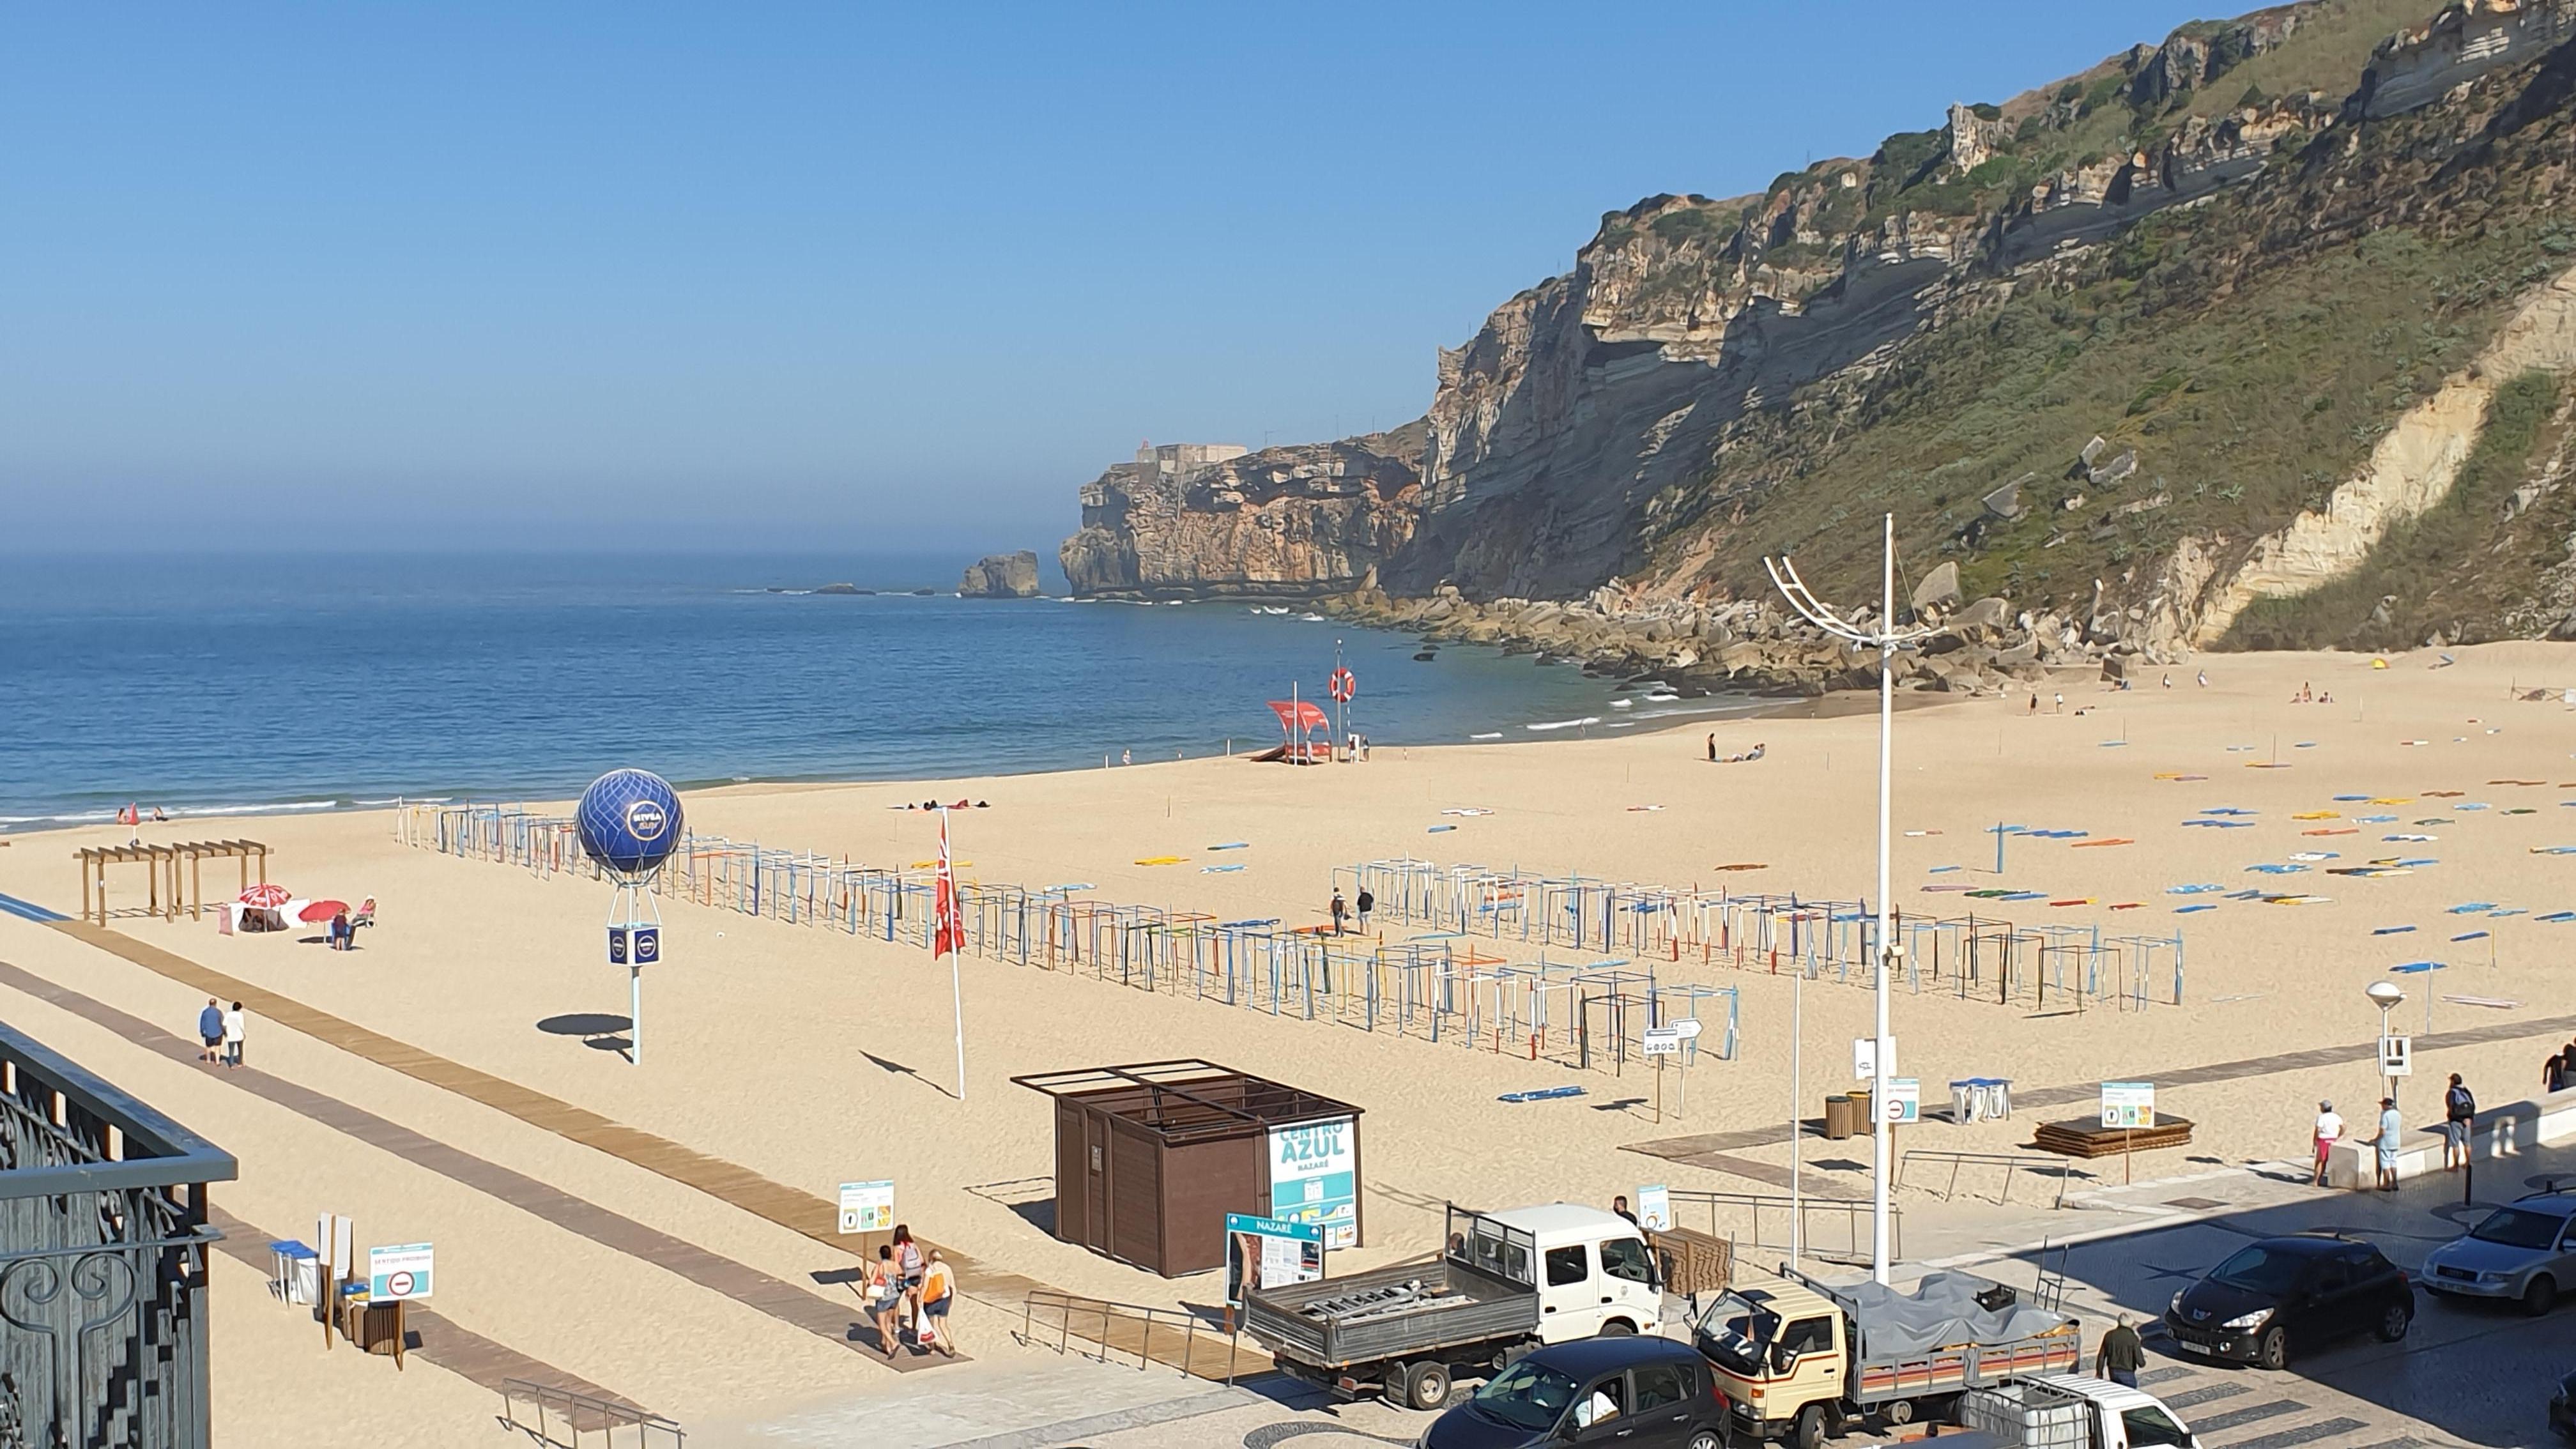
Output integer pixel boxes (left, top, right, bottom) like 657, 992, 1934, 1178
2, 3, 2234, 555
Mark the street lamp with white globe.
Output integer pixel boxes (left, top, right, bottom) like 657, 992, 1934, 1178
2366, 981, 2406, 1106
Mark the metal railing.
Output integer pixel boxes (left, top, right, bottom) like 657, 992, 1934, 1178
1897, 1149, 2076, 1209
498, 1378, 684, 1448
1018, 1289, 1239, 1382
0, 1020, 237, 1449
1660, 1189, 1899, 1265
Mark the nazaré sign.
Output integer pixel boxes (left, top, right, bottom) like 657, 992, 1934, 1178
1225, 1213, 1323, 1308
1268, 1116, 1359, 1250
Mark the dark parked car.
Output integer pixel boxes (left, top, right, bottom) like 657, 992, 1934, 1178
2164, 1233, 2412, 1370
2551, 1366, 2576, 1438
1420, 1335, 1724, 1449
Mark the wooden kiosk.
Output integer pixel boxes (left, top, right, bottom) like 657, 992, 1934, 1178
1013, 1059, 1364, 1277
72, 840, 270, 924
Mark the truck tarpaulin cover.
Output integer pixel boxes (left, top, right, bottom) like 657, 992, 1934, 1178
1834, 1273, 2067, 1360
1268, 701, 1329, 732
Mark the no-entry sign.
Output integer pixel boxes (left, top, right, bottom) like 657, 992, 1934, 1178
367, 1243, 434, 1301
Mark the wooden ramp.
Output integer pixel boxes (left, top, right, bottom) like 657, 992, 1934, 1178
51, 919, 1045, 1314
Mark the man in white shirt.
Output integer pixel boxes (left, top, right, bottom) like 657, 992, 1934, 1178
2310, 1100, 2343, 1187
222, 1002, 247, 1069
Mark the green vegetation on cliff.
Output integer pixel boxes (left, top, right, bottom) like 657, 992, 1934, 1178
2225, 370, 2572, 648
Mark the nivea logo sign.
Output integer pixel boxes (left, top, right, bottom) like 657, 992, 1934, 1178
625, 799, 669, 841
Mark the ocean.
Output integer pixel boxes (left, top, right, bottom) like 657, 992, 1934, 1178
1, 553, 1759, 831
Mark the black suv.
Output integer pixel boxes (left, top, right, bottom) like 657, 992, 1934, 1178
2165, 1233, 2412, 1369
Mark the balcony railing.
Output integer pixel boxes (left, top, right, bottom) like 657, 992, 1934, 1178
0, 1018, 237, 1449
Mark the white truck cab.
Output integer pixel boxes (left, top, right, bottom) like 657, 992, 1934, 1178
1957, 1374, 2202, 1448
1479, 1203, 1664, 1341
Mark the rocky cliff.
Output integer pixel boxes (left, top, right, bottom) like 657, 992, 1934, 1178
1060, 0, 2576, 682
958, 551, 1043, 598
1058, 424, 1426, 599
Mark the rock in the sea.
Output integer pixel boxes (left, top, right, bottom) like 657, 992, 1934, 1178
812, 582, 866, 595
958, 551, 1043, 599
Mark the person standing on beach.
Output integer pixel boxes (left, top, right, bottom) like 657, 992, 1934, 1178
1706, 733, 1716, 762
195, 999, 223, 1064
2371, 1096, 2404, 1191
1329, 889, 1347, 935
2310, 1100, 2343, 1186
1356, 887, 1374, 933
222, 1002, 245, 1069
2443, 1073, 2476, 1170
2095, 1317, 2145, 1389
919, 1250, 957, 1357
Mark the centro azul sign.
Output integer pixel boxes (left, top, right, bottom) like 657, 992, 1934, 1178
1267, 1117, 1358, 1250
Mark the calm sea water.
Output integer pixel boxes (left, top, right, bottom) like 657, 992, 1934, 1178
1, 553, 1754, 830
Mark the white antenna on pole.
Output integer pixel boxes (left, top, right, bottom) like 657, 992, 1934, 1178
1765, 514, 1929, 1286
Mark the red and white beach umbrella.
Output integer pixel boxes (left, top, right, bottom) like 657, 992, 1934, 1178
297, 899, 349, 924
238, 884, 291, 908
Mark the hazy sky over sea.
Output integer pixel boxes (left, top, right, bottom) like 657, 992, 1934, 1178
4, 3, 2228, 553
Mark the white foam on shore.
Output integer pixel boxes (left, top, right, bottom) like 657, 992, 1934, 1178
3, 798, 369, 832
1524, 716, 1602, 732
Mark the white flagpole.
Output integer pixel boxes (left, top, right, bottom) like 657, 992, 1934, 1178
942, 808, 967, 1103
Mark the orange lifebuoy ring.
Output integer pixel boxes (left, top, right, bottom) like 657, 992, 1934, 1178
1328, 668, 1356, 702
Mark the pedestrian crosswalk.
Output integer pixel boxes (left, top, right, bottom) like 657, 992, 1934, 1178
2136, 1365, 2430, 1449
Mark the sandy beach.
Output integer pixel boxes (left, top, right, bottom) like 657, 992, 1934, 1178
8, 641, 2576, 1445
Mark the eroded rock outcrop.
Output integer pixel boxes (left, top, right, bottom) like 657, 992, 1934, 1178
958, 551, 1043, 599
2181, 259, 2576, 646
1058, 427, 1426, 599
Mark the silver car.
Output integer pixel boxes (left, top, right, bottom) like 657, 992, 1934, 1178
2421, 1191, 2576, 1314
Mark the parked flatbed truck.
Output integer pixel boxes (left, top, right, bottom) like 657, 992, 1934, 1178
1243, 1203, 1662, 1411
1694, 1264, 2080, 1447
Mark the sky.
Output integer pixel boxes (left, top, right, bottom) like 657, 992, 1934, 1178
1, 3, 2241, 555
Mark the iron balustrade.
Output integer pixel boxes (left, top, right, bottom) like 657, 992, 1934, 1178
1017, 1289, 1239, 1382
0, 1019, 236, 1449
496, 1378, 684, 1448
1658, 1189, 1901, 1266
1896, 1149, 2076, 1209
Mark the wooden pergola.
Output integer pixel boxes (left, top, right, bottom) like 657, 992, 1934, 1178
73, 840, 270, 926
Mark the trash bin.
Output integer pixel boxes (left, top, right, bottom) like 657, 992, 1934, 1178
1825, 1094, 1855, 1140
1852, 1089, 1873, 1129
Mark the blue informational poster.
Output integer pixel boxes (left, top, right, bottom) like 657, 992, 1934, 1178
1268, 1117, 1358, 1250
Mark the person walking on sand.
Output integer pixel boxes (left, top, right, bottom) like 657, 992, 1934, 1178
2443, 1073, 2476, 1171
866, 1245, 903, 1360
1356, 887, 1374, 933
2096, 1316, 2145, 1388
892, 1225, 926, 1344
2311, 1100, 2344, 1187
919, 1249, 958, 1357
1329, 889, 1347, 935
2053, 691, 2064, 714
195, 999, 223, 1064
222, 1001, 245, 1069
2371, 1096, 2404, 1191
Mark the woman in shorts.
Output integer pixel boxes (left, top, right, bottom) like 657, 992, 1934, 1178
866, 1245, 904, 1360
919, 1249, 956, 1357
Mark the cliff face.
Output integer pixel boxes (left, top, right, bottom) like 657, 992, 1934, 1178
1058, 424, 1427, 599
1058, 0, 2576, 664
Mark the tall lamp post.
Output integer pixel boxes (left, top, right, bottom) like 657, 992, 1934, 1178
2367, 980, 2406, 1107
1768, 513, 1929, 1285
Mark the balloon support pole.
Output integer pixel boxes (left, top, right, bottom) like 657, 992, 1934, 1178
608, 875, 661, 1068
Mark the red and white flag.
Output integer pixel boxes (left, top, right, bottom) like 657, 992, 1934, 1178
932, 809, 964, 958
